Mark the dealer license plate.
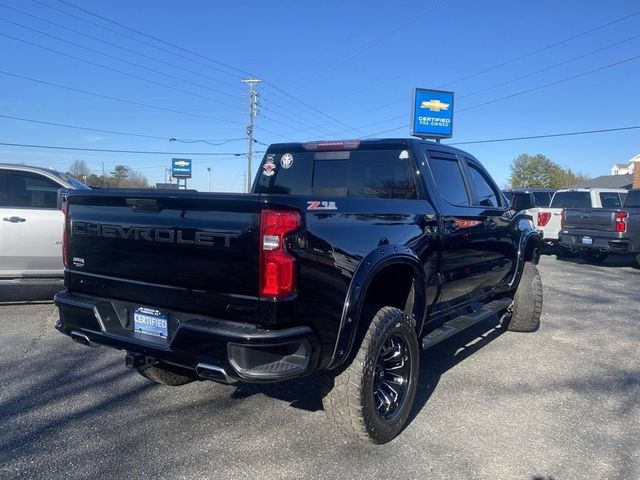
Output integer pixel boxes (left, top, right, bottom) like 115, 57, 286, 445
582, 236, 593, 245
133, 307, 168, 338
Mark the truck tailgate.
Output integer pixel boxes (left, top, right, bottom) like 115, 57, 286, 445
64, 190, 262, 321
564, 209, 616, 232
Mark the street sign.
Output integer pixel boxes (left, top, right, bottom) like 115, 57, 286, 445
171, 158, 192, 179
410, 88, 454, 139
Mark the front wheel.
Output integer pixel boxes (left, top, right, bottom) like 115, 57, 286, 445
321, 306, 419, 444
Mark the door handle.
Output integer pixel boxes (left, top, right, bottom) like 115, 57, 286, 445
3, 216, 26, 223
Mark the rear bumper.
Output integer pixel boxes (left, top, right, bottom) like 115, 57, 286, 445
559, 231, 637, 254
54, 291, 319, 383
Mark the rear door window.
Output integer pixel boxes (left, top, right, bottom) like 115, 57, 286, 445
550, 191, 591, 208
426, 152, 469, 206
599, 192, 622, 208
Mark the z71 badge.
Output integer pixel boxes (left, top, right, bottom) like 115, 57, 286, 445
307, 201, 337, 211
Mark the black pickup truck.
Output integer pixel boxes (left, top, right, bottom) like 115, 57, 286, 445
559, 188, 640, 265
55, 138, 542, 444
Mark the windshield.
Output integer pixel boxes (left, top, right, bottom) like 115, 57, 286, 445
550, 191, 591, 208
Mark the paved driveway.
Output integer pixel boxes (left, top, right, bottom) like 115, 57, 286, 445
1, 256, 638, 479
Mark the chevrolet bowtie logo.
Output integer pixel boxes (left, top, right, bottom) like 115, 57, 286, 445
420, 99, 450, 112
174, 160, 190, 167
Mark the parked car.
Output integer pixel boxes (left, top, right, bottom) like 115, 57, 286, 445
535, 188, 628, 253
0, 164, 89, 283
54, 138, 542, 444
502, 188, 555, 208
502, 188, 556, 221
559, 188, 640, 265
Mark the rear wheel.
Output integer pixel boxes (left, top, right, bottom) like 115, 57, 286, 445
505, 262, 543, 332
321, 306, 419, 444
137, 363, 195, 386
580, 251, 608, 264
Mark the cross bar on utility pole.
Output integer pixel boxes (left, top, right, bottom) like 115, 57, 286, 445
242, 78, 261, 193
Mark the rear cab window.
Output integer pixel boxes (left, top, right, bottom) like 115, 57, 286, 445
550, 191, 591, 209
255, 144, 419, 199
533, 191, 552, 207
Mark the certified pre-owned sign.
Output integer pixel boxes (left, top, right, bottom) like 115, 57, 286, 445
172, 158, 192, 178
411, 88, 454, 139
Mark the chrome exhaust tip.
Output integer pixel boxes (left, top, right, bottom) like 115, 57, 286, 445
70, 330, 100, 348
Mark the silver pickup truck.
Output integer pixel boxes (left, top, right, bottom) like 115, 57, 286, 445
559, 188, 640, 265
0, 164, 88, 283
535, 188, 628, 252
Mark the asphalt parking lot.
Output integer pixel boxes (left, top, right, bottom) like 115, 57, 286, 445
1, 255, 638, 480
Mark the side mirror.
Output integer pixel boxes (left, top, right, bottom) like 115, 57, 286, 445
511, 192, 535, 211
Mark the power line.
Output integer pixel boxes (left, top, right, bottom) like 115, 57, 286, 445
322, 8, 640, 134
0, 69, 246, 125
5, 3, 341, 138
0, 2, 244, 94
287, 0, 449, 92
456, 52, 640, 113
0, 113, 247, 144
30, 0, 359, 138
261, 81, 364, 136
440, 9, 640, 89
363, 52, 640, 138
0, 141, 258, 156
457, 32, 640, 100
28, 0, 246, 82
51, 0, 254, 78
447, 125, 640, 145
0, 30, 247, 112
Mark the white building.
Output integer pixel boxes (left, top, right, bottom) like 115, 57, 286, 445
612, 154, 639, 175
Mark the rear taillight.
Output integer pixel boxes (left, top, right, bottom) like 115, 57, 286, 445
260, 209, 301, 298
560, 209, 566, 229
61, 198, 70, 267
537, 211, 551, 227
615, 211, 628, 233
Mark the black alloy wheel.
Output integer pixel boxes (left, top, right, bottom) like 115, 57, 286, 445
373, 333, 412, 421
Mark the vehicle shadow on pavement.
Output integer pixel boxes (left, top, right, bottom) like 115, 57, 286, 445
0, 284, 63, 304
407, 316, 505, 426
551, 253, 639, 270
225, 315, 507, 428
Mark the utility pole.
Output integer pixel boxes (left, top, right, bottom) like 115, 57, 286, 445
241, 78, 261, 193
207, 167, 211, 192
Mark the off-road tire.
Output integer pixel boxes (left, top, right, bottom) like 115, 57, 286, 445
321, 306, 419, 444
137, 363, 195, 386
580, 251, 608, 264
506, 262, 543, 332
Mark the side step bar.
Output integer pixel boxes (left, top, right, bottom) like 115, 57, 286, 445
421, 297, 512, 350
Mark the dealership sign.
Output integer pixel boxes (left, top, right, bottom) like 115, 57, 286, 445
411, 88, 454, 139
171, 158, 192, 179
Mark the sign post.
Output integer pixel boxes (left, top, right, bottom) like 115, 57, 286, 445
410, 88, 454, 141
171, 158, 192, 189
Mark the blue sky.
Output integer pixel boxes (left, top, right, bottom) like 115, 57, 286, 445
1, 0, 639, 191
